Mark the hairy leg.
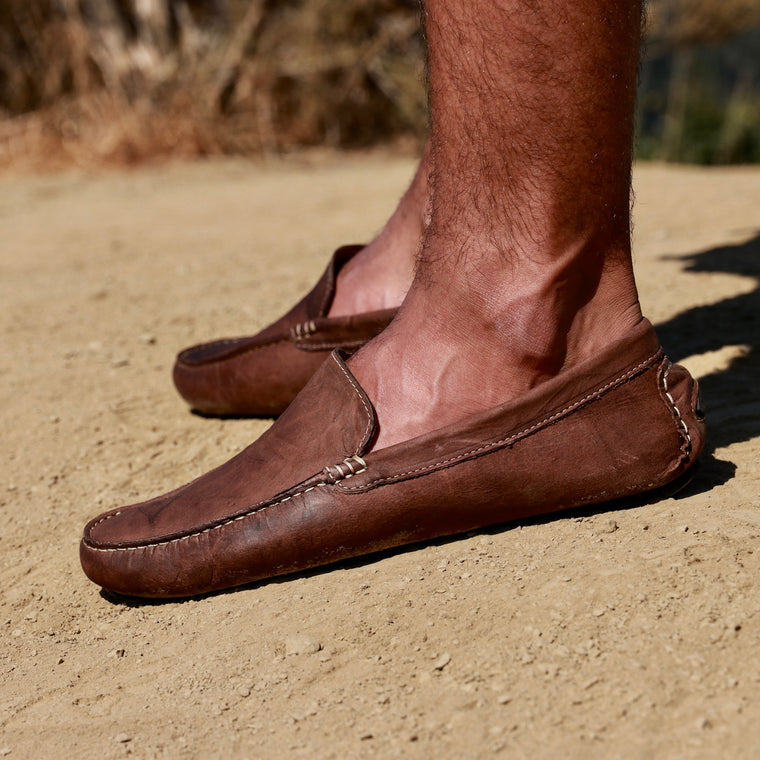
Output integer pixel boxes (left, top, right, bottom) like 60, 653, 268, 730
350, 0, 644, 449
328, 139, 432, 317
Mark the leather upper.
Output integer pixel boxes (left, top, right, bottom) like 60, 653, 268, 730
81, 318, 706, 598
172, 245, 397, 416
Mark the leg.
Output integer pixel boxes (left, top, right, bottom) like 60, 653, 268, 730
350, 0, 644, 448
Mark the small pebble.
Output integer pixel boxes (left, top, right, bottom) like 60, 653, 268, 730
497, 695, 512, 705
433, 652, 451, 671
238, 686, 251, 698
115, 733, 132, 743
285, 635, 322, 656
594, 519, 618, 535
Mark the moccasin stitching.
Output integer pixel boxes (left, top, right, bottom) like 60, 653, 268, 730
290, 321, 318, 340
339, 350, 663, 492
85, 356, 374, 552
294, 318, 393, 351
660, 362, 692, 457
329, 352, 373, 449
84, 483, 331, 552
84, 349, 664, 553
291, 319, 390, 349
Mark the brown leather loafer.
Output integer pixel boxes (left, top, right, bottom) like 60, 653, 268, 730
173, 245, 397, 416
81, 318, 705, 598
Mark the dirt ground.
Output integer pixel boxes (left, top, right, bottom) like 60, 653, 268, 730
1, 153, 759, 759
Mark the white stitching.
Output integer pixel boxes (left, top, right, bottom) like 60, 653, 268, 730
661, 364, 692, 452
292, 328, 386, 349
85, 483, 330, 553
345, 454, 365, 474
291, 321, 319, 339
322, 454, 368, 483
85, 356, 374, 554
340, 350, 663, 492
86, 459, 369, 556
87, 453, 369, 553
330, 353, 373, 449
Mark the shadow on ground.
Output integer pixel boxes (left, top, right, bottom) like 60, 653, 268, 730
656, 231, 760, 489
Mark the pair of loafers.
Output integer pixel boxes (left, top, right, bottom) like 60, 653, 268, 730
80, 249, 706, 598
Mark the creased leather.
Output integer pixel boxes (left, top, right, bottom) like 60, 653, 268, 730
89, 354, 376, 545
82, 318, 705, 598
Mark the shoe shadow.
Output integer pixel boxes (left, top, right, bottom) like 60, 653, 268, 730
98, 233, 759, 607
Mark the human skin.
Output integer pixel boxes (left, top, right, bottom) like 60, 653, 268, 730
347, 0, 645, 450
327, 138, 432, 317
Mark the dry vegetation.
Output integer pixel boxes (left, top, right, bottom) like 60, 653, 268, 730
647, 0, 760, 46
0, 0, 425, 168
0, 0, 757, 168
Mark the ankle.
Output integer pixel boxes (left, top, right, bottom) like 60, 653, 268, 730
406, 244, 642, 375
327, 171, 429, 318
327, 231, 418, 317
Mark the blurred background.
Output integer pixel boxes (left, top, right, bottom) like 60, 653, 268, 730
0, 0, 758, 169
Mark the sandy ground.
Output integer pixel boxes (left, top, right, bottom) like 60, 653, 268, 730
1, 153, 759, 759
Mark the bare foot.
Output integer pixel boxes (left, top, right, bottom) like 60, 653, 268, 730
327, 140, 431, 317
